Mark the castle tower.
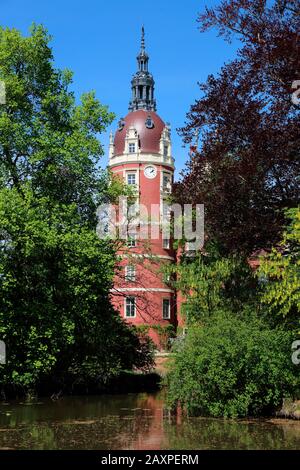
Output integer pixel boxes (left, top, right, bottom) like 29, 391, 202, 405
108, 28, 176, 348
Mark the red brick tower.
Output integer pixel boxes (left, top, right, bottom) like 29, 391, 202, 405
108, 28, 177, 347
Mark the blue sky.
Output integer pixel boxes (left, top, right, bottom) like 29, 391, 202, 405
1, 0, 240, 178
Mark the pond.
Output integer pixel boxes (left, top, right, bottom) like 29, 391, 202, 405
0, 392, 300, 450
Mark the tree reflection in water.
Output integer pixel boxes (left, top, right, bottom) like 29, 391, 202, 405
0, 393, 300, 450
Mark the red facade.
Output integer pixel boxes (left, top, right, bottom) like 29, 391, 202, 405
108, 110, 178, 347
107, 29, 183, 347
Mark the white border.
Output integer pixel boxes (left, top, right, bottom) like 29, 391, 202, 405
124, 295, 136, 318
162, 298, 171, 319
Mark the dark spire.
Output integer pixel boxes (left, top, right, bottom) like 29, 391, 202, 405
128, 27, 156, 112
141, 25, 145, 52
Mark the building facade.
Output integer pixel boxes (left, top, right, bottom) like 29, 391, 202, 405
108, 28, 178, 347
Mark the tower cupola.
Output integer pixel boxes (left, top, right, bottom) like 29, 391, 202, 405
128, 27, 156, 112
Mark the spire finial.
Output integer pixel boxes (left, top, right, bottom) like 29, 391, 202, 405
141, 25, 145, 51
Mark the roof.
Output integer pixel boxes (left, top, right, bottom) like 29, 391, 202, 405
114, 110, 165, 155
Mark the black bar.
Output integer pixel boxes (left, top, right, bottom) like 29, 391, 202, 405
0, 450, 300, 466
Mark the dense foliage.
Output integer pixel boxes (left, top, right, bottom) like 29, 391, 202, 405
167, 313, 299, 418
259, 208, 300, 322
175, 0, 299, 254
0, 25, 114, 217
168, 246, 257, 323
0, 26, 153, 395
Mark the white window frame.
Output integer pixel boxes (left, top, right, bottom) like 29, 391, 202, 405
162, 298, 171, 320
163, 144, 168, 158
162, 171, 172, 192
163, 238, 170, 249
127, 172, 136, 186
125, 265, 136, 282
125, 296, 136, 318
124, 169, 139, 192
128, 142, 136, 154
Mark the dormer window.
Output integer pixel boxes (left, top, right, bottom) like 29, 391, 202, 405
125, 127, 138, 155
118, 118, 125, 131
129, 143, 136, 154
145, 115, 154, 129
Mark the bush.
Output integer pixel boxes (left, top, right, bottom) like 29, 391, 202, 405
166, 312, 300, 418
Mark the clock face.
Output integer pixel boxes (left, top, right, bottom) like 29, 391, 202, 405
144, 165, 157, 179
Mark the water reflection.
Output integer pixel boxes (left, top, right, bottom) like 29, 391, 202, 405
0, 393, 300, 449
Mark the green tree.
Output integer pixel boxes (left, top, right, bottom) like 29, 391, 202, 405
0, 26, 153, 395
259, 208, 300, 321
0, 24, 113, 218
168, 245, 257, 324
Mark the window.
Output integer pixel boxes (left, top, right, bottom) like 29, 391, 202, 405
127, 233, 137, 248
162, 173, 171, 191
163, 238, 170, 249
125, 265, 136, 282
162, 299, 171, 320
145, 115, 154, 129
118, 118, 125, 131
129, 143, 136, 154
127, 173, 136, 185
164, 145, 168, 157
125, 297, 136, 318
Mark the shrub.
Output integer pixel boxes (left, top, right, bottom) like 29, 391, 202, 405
166, 312, 300, 418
